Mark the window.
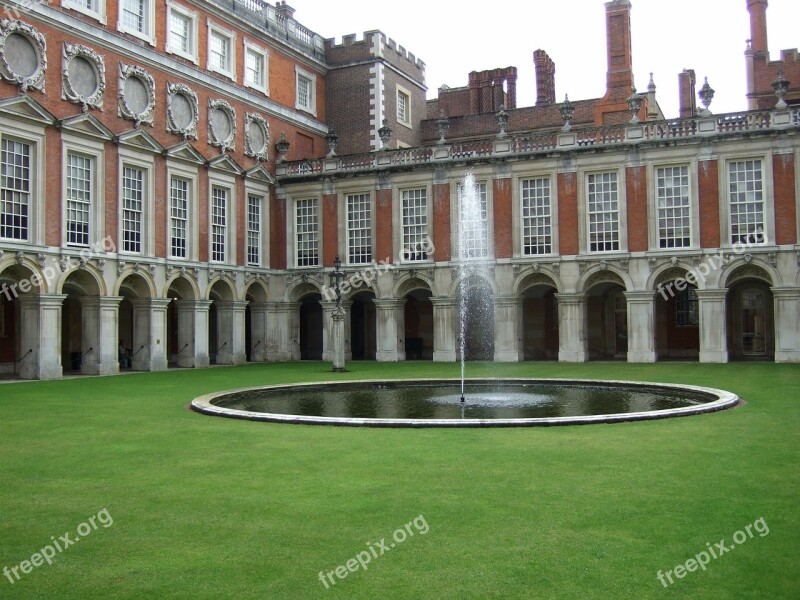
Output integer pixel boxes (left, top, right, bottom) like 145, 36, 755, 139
166, 4, 197, 63
0, 138, 30, 241
121, 166, 144, 253
211, 186, 228, 263
521, 177, 552, 255
169, 176, 188, 259
118, 0, 153, 43
401, 188, 428, 262
63, 0, 105, 22
244, 41, 268, 93
458, 181, 488, 259
296, 198, 319, 267
676, 286, 699, 327
657, 165, 691, 249
295, 67, 317, 115
587, 172, 619, 252
208, 24, 234, 78
728, 159, 765, 245
397, 87, 411, 126
247, 194, 262, 266
66, 153, 92, 247
347, 193, 372, 265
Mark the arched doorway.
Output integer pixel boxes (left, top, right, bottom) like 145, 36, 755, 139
350, 291, 376, 360
299, 293, 323, 360
208, 280, 236, 365
60, 270, 102, 374
166, 276, 198, 368
404, 288, 433, 360
245, 282, 269, 362
727, 279, 774, 360
519, 276, 559, 361
586, 281, 627, 360
654, 270, 699, 360
117, 273, 153, 370
458, 277, 494, 361
0, 264, 38, 377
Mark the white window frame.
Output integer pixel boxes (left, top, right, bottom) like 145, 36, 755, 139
246, 193, 263, 266
345, 192, 374, 266
207, 171, 236, 265
454, 178, 492, 260
165, 160, 199, 262
210, 186, 228, 263
207, 22, 236, 80
294, 197, 320, 268
166, 1, 198, 64
61, 133, 105, 249
519, 176, 554, 257
726, 157, 768, 247
583, 169, 626, 254
295, 66, 317, 117
243, 39, 269, 95
396, 84, 412, 129
398, 185, 432, 263
117, 0, 156, 46
118, 147, 155, 257
0, 119, 45, 247
62, 0, 107, 24
244, 180, 269, 267
654, 164, 692, 250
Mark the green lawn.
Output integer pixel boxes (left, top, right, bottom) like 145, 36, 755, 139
1, 362, 798, 599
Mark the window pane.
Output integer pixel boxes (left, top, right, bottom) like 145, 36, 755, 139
247, 194, 261, 265
122, 166, 143, 253
657, 165, 691, 249
170, 177, 188, 259
296, 198, 319, 267
66, 153, 91, 246
0, 138, 30, 241
521, 177, 551, 255
211, 187, 227, 262
729, 159, 765, 245
458, 181, 488, 259
347, 193, 372, 264
401, 188, 428, 261
587, 172, 619, 252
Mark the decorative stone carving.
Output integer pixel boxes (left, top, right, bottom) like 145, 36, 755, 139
118, 63, 155, 127
726, 265, 772, 286
166, 82, 198, 140
585, 270, 625, 290
0, 19, 46, 93
59, 256, 71, 272
655, 267, 688, 287
520, 274, 557, 289
208, 99, 236, 152
117, 261, 126, 276
244, 113, 269, 161
15, 251, 24, 265
62, 42, 105, 112
36, 253, 46, 268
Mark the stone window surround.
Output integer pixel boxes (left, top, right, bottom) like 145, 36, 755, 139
117, 0, 156, 47
512, 171, 560, 259
0, 19, 47, 94
243, 38, 268, 95
244, 180, 270, 267
243, 112, 269, 161
62, 42, 105, 112
392, 174, 433, 265
645, 151, 701, 252
450, 172, 494, 261
207, 170, 237, 266
165, 159, 200, 262
396, 83, 412, 130
294, 65, 317, 117
118, 145, 156, 257
61, 132, 106, 249
117, 62, 155, 127
165, 0, 199, 65
577, 161, 629, 256
207, 98, 236, 152
207, 21, 236, 81
334, 182, 375, 267
62, 0, 107, 25
165, 82, 199, 140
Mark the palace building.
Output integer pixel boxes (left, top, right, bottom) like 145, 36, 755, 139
0, 0, 798, 379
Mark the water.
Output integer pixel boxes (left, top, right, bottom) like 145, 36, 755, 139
212, 381, 715, 420
457, 172, 491, 401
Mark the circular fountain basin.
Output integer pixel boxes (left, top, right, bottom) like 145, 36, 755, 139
190, 378, 739, 427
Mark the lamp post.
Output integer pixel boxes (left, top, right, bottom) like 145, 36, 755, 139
329, 255, 347, 372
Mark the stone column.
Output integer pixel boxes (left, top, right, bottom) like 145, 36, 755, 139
174, 300, 211, 368
624, 291, 657, 363
431, 297, 457, 362
322, 300, 352, 362
129, 298, 171, 372
494, 295, 522, 362
374, 298, 406, 362
248, 302, 269, 362
213, 300, 248, 365
17, 294, 66, 380
331, 305, 346, 372
772, 287, 800, 363
79, 296, 123, 375
696, 289, 728, 363
555, 293, 587, 362
267, 301, 293, 361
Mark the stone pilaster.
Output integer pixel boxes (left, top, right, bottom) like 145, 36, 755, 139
555, 292, 587, 362
494, 295, 522, 362
772, 287, 800, 363
624, 291, 657, 363
17, 294, 67, 380
79, 296, 123, 375
374, 298, 406, 362
696, 289, 728, 363
431, 296, 457, 362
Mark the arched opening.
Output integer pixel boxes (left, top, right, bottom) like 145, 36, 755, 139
654, 276, 699, 361
458, 278, 494, 361
299, 293, 323, 360
586, 282, 627, 360
245, 283, 268, 363
404, 288, 433, 360
60, 270, 101, 374
727, 280, 774, 360
521, 284, 559, 360
117, 274, 152, 370
349, 291, 376, 360
166, 277, 196, 368
208, 281, 234, 365
0, 265, 38, 378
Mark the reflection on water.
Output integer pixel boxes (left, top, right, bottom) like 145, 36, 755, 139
215, 382, 713, 420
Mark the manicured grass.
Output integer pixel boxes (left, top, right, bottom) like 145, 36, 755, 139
0, 362, 798, 599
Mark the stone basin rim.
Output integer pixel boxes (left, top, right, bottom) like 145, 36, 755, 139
189, 378, 740, 428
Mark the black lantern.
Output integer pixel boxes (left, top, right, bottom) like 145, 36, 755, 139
329, 255, 344, 306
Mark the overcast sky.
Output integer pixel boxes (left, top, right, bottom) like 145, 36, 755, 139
291, 0, 798, 119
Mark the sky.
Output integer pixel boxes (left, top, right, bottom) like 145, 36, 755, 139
291, 0, 798, 119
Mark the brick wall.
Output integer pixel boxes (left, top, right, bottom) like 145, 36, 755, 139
698, 160, 721, 248
773, 152, 797, 245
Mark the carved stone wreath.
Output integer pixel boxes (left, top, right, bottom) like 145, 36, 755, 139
118, 63, 155, 127
62, 42, 105, 112
208, 99, 236, 152
244, 113, 269, 161
166, 82, 198, 140
0, 19, 46, 93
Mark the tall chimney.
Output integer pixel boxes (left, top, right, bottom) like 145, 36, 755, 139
678, 69, 697, 118
604, 0, 634, 101
275, 1, 296, 20
534, 50, 556, 107
746, 0, 769, 54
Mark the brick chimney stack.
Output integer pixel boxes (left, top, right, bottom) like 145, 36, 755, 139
534, 50, 556, 106
604, 0, 634, 101
275, 1, 296, 20
678, 69, 697, 118
746, 0, 769, 54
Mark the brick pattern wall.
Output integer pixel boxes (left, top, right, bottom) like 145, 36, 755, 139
698, 160, 721, 249
322, 193, 338, 266
557, 172, 579, 255
493, 179, 512, 259
375, 188, 393, 262
432, 183, 450, 262
773, 152, 797, 245
625, 166, 648, 252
